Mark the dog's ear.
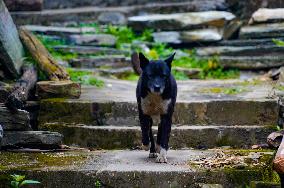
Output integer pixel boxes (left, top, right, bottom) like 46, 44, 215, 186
164, 52, 175, 69
139, 53, 149, 70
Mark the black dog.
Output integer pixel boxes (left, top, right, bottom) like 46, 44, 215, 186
134, 52, 177, 163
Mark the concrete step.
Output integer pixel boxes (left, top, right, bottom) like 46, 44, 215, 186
38, 79, 278, 126
40, 124, 276, 149
0, 149, 278, 188
11, 1, 227, 25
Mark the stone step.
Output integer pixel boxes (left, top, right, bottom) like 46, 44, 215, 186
38, 79, 278, 126
40, 124, 276, 149
0, 149, 278, 188
43, 0, 227, 10
11, 1, 227, 25
196, 45, 284, 57
217, 38, 284, 47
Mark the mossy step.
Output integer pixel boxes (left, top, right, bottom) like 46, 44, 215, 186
0, 149, 279, 188
40, 124, 276, 149
39, 98, 278, 126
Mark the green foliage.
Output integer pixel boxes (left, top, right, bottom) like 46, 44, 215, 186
10, 174, 40, 188
67, 69, 104, 87
272, 38, 284, 46
172, 70, 189, 80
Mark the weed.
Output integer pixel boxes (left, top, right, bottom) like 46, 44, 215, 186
272, 38, 284, 46
67, 68, 104, 87
10, 174, 40, 188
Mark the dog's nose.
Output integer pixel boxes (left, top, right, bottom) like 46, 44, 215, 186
154, 85, 161, 92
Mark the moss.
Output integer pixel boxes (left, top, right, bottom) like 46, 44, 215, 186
0, 151, 94, 171
199, 87, 248, 95
216, 134, 239, 147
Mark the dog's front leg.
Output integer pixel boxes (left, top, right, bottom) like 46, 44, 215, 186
156, 114, 172, 163
139, 113, 152, 151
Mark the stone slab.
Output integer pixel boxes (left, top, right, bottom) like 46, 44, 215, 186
240, 23, 284, 39
249, 8, 284, 25
2, 131, 63, 148
0, 0, 24, 78
153, 29, 222, 44
68, 34, 116, 46
128, 11, 236, 31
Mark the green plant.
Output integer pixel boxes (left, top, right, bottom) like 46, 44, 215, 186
10, 174, 40, 188
95, 180, 102, 188
272, 38, 284, 46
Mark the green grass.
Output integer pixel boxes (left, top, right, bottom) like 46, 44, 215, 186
36, 24, 240, 80
67, 68, 104, 87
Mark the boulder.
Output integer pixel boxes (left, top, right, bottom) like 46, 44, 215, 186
98, 12, 127, 25
36, 80, 81, 99
2, 131, 63, 149
153, 29, 222, 44
4, 0, 43, 11
240, 22, 284, 39
0, 0, 24, 78
249, 8, 284, 25
68, 34, 117, 46
128, 11, 236, 31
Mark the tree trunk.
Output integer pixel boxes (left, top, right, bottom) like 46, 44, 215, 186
18, 28, 70, 81
5, 65, 37, 111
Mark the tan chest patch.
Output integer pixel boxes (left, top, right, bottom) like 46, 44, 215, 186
141, 93, 171, 116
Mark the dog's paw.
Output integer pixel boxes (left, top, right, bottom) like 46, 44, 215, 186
141, 144, 150, 151
149, 153, 158, 158
155, 148, 167, 163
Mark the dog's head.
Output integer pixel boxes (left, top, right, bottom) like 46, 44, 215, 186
139, 52, 175, 94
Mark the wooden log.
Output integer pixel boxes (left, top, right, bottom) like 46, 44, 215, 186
36, 80, 81, 99
18, 28, 70, 81
5, 65, 37, 110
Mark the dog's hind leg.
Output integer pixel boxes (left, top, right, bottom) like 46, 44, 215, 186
149, 123, 158, 158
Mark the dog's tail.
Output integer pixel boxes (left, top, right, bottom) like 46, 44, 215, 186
131, 52, 142, 75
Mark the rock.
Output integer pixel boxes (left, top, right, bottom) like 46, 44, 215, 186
53, 45, 129, 56
128, 11, 236, 31
240, 22, 284, 39
217, 38, 284, 47
2, 131, 63, 149
172, 67, 201, 78
69, 55, 130, 68
4, 0, 43, 11
197, 184, 223, 188
22, 25, 97, 36
98, 12, 127, 25
0, 124, 3, 148
36, 81, 81, 99
0, 103, 31, 131
0, 0, 24, 78
68, 34, 117, 46
267, 130, 284, 148
249, 8, 284, 25
153, 29, 222, 44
